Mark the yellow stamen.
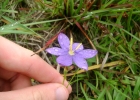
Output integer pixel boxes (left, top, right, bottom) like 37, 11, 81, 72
68, 34, 82, 55
69, 33, 74, 55
69, 33, 73, 51
75, 43, 82, 51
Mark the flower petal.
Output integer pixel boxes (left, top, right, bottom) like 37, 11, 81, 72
57, 54, 72, 66
73, 54, 88, 70
72, 43, 83, 52
46, 47, 67, 56
78, 49, 98, 59
58, 33, 70, 50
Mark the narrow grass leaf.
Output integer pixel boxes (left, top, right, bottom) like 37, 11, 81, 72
133, 77, 140, 95
97, 88, 106, 100
0, 9, 18, 13
127, 9, 133, 31
0, 30, 33, 34
80, 82, 89, 100
121, 29, 140, 42
101, 0, 114, 9
24, 18, 65, 26
94, 71, 107, 80
76, 0, 84, 14
69, 0, 74, 16
110, 84, 131, 99
106, 89, 112, 100
85, 81, 100, 95
114, 93, 122, 100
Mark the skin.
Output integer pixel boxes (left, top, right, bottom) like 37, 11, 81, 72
0, 36, 72, 100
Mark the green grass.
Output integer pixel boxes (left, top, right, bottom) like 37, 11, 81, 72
0, 0, 140, 100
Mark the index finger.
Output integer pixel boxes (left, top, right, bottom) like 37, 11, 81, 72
0, 36, 71, 92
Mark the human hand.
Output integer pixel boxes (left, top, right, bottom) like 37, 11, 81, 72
0, 36, 72, 100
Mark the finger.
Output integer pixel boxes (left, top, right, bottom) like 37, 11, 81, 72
0, 36, 72, 93
0, 74, 31, 91
0, 67, 16, 80
0, 83, 70, 100
0, 78, 10, 91
10, 74, 31, 90
0, 67, 31, 90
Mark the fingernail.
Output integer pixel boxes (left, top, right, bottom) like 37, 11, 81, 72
55, 87, 68, 100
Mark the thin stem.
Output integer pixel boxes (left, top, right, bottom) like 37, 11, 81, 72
66, 68, 79, 88
63, 67, 67, 85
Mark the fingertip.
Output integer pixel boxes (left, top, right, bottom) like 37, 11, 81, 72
0, 83, 71, 100
55, 86, 70, 100
55, 76, 72, 94
63, 80, 72, 94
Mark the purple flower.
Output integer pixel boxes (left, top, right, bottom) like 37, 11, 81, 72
46, 33, 97, 70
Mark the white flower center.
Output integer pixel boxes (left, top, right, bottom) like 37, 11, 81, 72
68, 43, 82, 56
68, 50, 75, 55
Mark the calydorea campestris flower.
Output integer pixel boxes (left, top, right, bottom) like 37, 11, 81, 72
46, 33, 97, 70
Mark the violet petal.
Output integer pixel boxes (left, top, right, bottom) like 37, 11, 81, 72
58, 33, 70, 50
46, 47, 68, 56
72, 43, 83, 52
73, 54, 88, 70
78, 49, 97, 59
57, 54, 72, 66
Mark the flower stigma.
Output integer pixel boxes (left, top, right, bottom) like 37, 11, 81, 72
69, 34, 75, 55
68, 50, 74, 55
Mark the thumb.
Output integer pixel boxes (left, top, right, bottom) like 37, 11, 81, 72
0, 83, 71, 100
